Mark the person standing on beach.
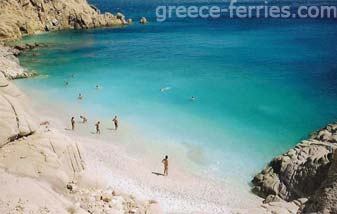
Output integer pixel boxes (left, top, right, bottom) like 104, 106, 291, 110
162, 155, 169, 176
95, 121, 101, 134
71, 117, 75, 130
112, 115, 118, 130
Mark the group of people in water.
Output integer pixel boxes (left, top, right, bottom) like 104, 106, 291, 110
70, 115, 118, 134
65, 75, 169, 176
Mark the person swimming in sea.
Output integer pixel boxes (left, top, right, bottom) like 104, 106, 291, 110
71, 117, 75, 130
78, 93, 83, 100
95, 121, 101, 134
112, 115, 119, 130
162, 155, 169, 176
190, 96, 196, 101
96, 84, 101, 90
160, 86, 171, 92
64, 80, 69, 86
80, 115, 88, 123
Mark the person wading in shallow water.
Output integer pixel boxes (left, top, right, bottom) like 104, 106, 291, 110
80, 115, 88, 123
95, 121, 101, 134
162, 155, 169, 176
112, 115, 118, 130
71, 117, 75, 131
78, 93, 83, 100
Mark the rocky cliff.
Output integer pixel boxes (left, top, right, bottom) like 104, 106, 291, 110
0, 0, 130, 42
252, 122, 337, 213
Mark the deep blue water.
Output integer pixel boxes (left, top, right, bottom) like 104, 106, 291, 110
16, 0, 337, 185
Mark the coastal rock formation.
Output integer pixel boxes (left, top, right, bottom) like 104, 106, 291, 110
252, 122, 337, 213
0, 45, 35, 79
303, 149, 337, 213
0, 72, 39, 146
0, 130, 85, 188
0, 0, 129, 42
12, 42, 47, 56
140, 17, 148, 24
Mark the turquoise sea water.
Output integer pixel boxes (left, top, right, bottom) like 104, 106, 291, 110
16, 1, 337, 186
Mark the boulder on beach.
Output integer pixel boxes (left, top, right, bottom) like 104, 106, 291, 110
140, 17, 148, 24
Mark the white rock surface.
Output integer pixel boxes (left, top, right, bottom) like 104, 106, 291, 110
0, 71, 39, 147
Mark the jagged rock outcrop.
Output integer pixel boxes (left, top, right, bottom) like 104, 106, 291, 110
252, 122, 337, 213
303, 149, 337, 213
0, 0, 129, 42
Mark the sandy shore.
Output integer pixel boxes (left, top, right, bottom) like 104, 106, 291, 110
16, 82, 263, 213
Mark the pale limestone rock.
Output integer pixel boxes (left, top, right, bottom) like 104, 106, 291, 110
0, 130, 85, 190
0, 72, 39, 146
0, 46, 33, 79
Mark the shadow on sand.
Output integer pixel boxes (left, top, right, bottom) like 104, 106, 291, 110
152, 172, 164, 176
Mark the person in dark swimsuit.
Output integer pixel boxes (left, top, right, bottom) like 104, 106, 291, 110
71, 117, 75, 130
95, 121, 101, 134
112, 115, 119, 130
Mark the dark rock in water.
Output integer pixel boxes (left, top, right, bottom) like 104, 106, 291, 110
140, 17, 148, 24
12, 43, 47, 56
252, 122, 337, 213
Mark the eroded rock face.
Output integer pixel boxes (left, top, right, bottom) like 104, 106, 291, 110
252, 122, 337, 213
0, 72, 39, 146
0, 130, 85, 189
0, 0, 129, 42
303, 150, 337, 214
